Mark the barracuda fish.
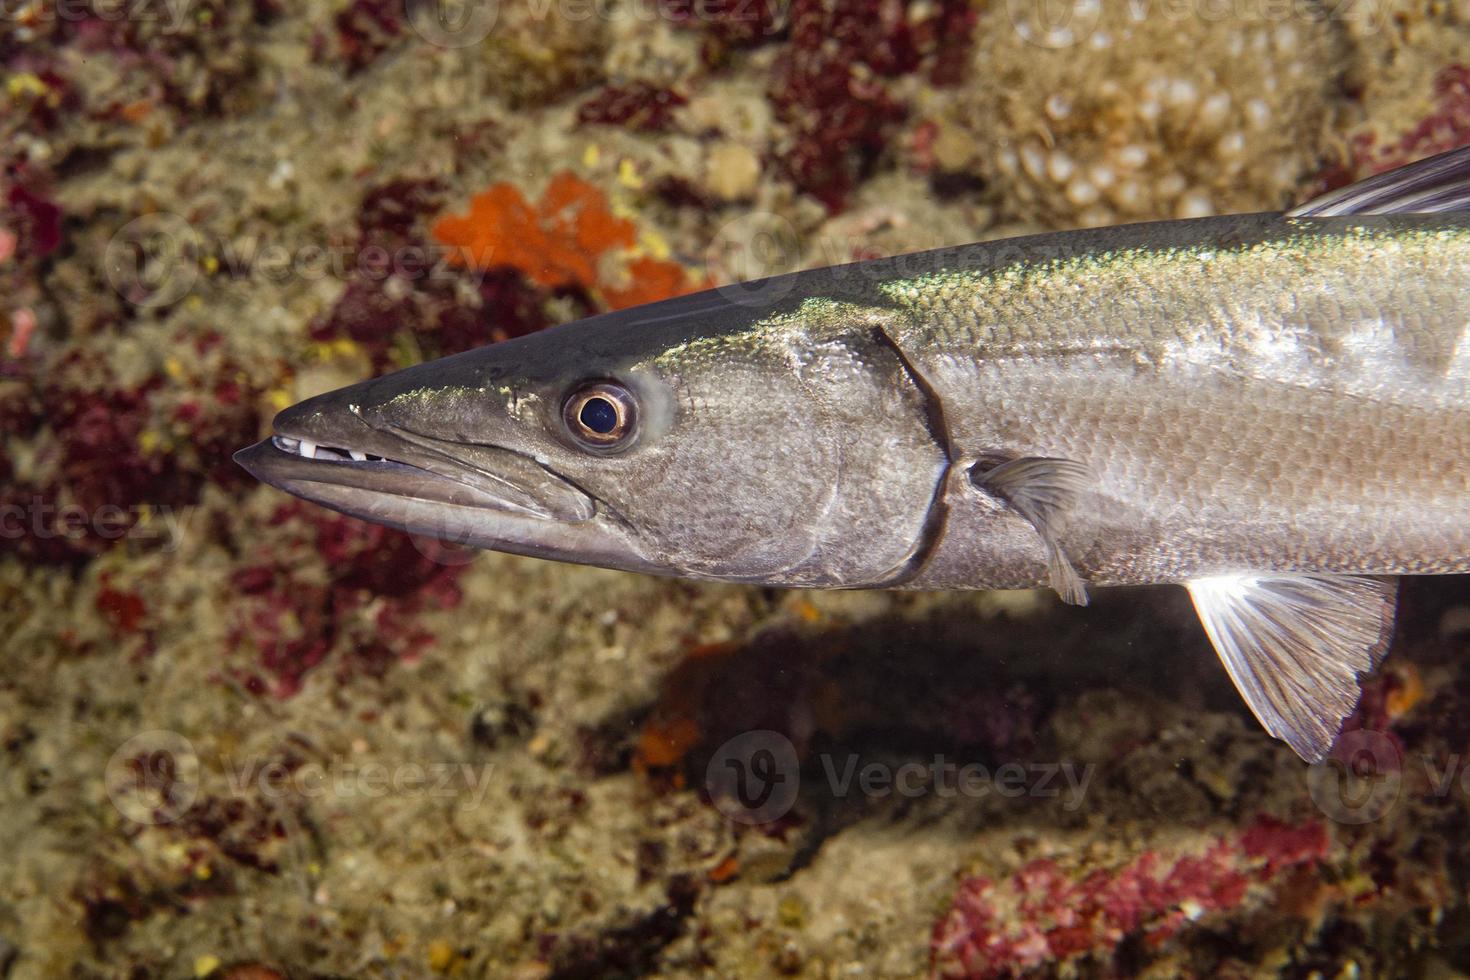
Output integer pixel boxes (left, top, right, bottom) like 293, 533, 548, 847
237, 146, 1470, 763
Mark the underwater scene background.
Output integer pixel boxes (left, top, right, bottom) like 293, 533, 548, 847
5, 0, 1470, 975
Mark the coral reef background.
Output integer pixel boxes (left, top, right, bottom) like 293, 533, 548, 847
4, 0, 1470, 975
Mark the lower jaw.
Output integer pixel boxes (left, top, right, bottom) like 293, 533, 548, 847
247, 465, 663, 577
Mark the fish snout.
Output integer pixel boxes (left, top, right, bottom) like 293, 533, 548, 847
235, 389, 595, 524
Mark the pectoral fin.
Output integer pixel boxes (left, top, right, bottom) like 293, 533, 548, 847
970, 456, 1091, 606
1185, 573, 1398, 762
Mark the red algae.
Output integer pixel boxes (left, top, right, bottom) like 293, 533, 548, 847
326, 0, 406, 75
1359, 66, 1470, 174
769, 0, 974, 211
1, 335, 264, 565
95, 583, 149, 646
932, 816, 1332, 978
227, 502, 462, 698
6, 183, 62, 258
1240, 816, 1330, 876
310, 178, 559, 370
15, 0, 283, 118
578, 84, 689, 133
8, 382, 167, 564
769, 0, 914, 212
1311, 64, 1470, 198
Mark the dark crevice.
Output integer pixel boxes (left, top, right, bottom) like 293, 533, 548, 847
544, 874, 701, 980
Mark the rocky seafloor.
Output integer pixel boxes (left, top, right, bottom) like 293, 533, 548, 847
5, 0, 1470, 976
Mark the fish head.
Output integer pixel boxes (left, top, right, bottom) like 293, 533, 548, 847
235, 288, 948, 586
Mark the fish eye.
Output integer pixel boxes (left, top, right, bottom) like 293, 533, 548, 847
563, 381, 638, 451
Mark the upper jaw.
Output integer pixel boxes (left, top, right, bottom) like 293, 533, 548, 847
233, 404, 595, 522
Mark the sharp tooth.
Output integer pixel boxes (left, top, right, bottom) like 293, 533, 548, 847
300, 440, 317, 459
275, 436, 299, 451
349, 450, 367, 462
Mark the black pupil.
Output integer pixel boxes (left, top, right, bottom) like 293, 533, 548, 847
579, 396, 619, 435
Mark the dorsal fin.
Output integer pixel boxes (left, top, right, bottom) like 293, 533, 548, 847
1289, 144, 1470, 217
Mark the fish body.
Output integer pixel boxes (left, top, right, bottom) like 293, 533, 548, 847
237, 147, 1470, 761
882, 212, 1470, 591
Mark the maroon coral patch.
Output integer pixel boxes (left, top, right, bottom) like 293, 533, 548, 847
578, 84, 689, 132
932, 816, 1331, 977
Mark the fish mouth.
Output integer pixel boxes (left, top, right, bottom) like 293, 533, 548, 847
234, 424, 596, 523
